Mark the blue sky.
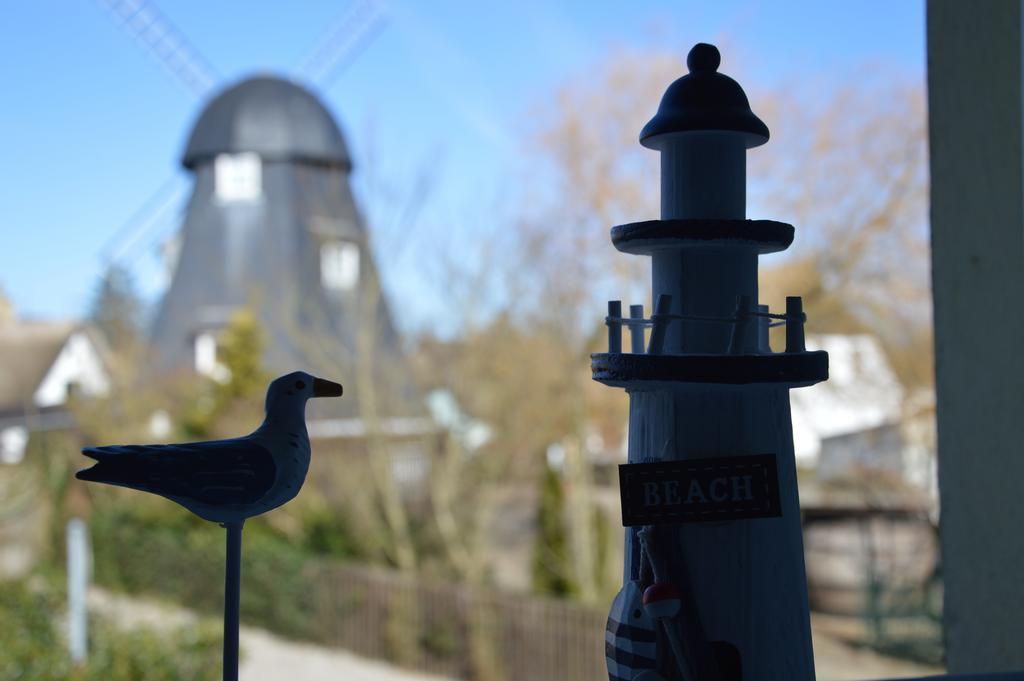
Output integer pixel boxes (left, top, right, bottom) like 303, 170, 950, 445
0, 0, 925, 334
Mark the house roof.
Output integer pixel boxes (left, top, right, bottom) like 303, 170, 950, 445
0, 321, 76, 415
182, 75, 351, 170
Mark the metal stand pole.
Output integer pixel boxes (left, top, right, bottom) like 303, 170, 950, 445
223, 520, 244, 681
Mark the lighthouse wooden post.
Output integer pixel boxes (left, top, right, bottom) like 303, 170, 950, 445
596, 44, 828, 680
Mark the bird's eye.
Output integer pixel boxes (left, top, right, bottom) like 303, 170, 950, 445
295, 380, 306, 390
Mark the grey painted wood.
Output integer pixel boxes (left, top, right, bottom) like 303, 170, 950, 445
928, 0, 1024, 672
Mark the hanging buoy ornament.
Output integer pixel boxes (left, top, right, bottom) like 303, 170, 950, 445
643, 583, 695, 681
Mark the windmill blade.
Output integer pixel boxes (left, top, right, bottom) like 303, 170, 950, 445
95, 0, 220, 97
297, 0, 388, 89
98, 174, 187, 266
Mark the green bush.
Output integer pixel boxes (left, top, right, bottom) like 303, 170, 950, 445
90, 501, 324, 641
0, 579, 220, 681
302, 505, 364, 560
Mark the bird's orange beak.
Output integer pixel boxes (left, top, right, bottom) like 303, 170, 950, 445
312, 377, 343, 397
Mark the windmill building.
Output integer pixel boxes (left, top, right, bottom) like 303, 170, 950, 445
152, 76, 416, 422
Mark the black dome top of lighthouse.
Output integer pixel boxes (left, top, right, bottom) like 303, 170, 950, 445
182, 75, 351, 170
640, 43, 769, 149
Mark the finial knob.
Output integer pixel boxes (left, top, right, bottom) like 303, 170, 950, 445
687, 43, 721, 73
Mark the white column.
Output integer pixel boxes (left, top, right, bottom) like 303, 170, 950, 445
658, 133, 746, 220
67, 518, 89, 665
626, 388, 813, 675
928, 0, 1024, 672
650, 131, 757, 354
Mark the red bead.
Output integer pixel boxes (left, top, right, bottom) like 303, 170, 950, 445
643, 582, 682, 604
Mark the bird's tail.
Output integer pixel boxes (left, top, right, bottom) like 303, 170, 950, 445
76, 446, 152, 490
76, 460, 137, 487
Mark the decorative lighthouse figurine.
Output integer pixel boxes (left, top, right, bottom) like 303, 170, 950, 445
597, 44, 827, 680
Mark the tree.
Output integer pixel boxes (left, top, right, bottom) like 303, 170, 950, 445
750, 72, 931, 390
406, 49, 682, 601
531, 463, 577, 597
179, 308, 268, 439
213, 308, 269, 405
89, 265, 143, 355
267, 139, 440, 575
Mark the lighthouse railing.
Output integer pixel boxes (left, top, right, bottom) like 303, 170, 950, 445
605, 294, 808, 355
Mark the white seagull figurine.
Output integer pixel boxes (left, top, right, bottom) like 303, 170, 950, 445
75, 370, 343, 681
76, 371, 342, 523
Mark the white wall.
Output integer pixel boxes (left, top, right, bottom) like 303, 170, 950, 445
33, 331, 109, 409
789, 335, 903, 467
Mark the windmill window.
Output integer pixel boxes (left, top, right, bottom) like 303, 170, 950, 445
321, 241, 360, 291
214, 153, 262, 202
194, 331, 227, 381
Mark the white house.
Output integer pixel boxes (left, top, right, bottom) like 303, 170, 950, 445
790, 334, 903, 468
0, 316, 111, 464
790, 334, 935, 495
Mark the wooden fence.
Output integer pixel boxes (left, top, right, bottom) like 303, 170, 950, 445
306, 561, 607, 681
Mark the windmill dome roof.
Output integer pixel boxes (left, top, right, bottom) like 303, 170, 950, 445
182, 75, 351, 170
